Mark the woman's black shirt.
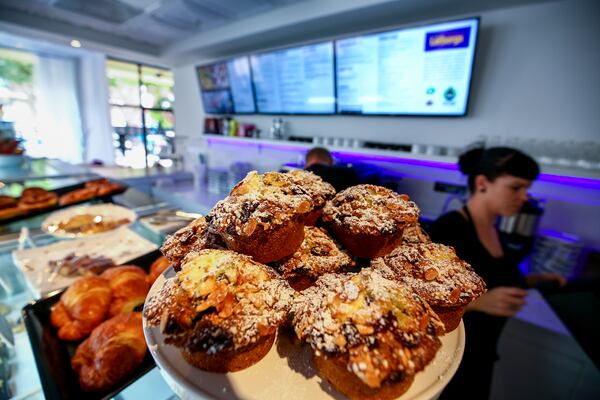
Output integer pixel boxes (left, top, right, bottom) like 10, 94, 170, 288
429, 208, 527, 398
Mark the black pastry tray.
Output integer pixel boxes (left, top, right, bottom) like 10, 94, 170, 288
21, 250, 161, 400
0, 180, 127, 226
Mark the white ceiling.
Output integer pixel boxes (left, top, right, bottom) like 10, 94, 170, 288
0, 0, 303, 52
0, 0, 564, 64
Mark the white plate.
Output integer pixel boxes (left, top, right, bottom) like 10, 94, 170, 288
41, 203, 137, 238
143, 270, 465, 400
12, 228, 157, 297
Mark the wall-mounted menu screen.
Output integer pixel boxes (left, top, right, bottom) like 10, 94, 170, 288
250, 41, 335, 114
197, 56, 256, 114
336, 18, 479, 116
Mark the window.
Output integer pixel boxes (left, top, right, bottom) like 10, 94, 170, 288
107, 59, 175, 168
0, 48, 37, 152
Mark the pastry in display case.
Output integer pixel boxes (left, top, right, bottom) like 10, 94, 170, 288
18, 187, 58, 211
23, 251, 166, 398
71, 312, 147, 392
42, 203, 136, 238
50, 276, 113, 341
0, 179, 127, 225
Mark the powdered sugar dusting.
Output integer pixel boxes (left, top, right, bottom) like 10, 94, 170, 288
273, 226, 354, 279
145, 249, 294, 352
402, 223, 432, 244
161, 217, 224, 265
370, 243, 486, 307
292, 268, 444, 387
206, 171, 313, 237
322, 184, 419, 235
285, 170, 336, 208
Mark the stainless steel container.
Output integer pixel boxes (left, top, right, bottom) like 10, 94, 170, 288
498, 198, 544, 238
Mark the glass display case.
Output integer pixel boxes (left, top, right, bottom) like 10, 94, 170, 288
0, 174, 178, 399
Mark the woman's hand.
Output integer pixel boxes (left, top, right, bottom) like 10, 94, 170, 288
525, 272, 567, 288
466, 287, 528, 317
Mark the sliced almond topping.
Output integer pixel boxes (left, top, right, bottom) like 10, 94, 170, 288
356, 324, 374, 335
195, 301, 212, 313
297, 200, 312, 213
419, 314, 429, 331
335, 334, 347, 347
257, 323, 272, 336
231, 182, 249, 196
424, 268, 438, 281
218, 292, 235, 318
242, 218, 258, 236
159, 309, 170, 333
450, 287, 461, 303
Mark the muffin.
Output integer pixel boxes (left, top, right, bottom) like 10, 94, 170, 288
371, 243, 486, 332
144, 249, 294, 372
402, 223, 431, 244
322, 185, 419, 258
206, 171, 313, 263
292, 269, 445, 400
160, 216, 224, 270
284, 169, 336, 225
272, 226, 354, 291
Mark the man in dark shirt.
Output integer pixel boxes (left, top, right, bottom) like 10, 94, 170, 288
304, 147, 359, 192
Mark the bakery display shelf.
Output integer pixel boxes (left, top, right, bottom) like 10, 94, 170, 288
0, 180, 127, 226
21, 250, 161, 400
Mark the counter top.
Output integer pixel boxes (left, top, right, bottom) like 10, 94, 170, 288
151, 181, 222, 215
204, 135, 600, 183
88, 165, 193, 182
0, 158, 95, 184
539, 279, 600, 370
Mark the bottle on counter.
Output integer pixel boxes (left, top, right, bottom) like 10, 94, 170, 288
270, 118, 285, 140
229, 119, 238, 136
220, 117, 229, 135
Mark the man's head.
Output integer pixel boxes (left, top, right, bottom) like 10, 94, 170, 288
305, 147, 333, 168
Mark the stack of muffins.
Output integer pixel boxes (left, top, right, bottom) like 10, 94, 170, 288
144, 169, 486, 400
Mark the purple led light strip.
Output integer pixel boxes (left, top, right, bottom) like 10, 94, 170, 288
537, 173, 600, 189
205, 137, 600, 188
331, 151, 459, 170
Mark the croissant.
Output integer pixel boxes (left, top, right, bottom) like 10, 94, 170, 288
71, 312, 147, 392
58, 187, 97, 206
147, 256, 170, 285
50, 276, 112, 341
100, 266, 150, 317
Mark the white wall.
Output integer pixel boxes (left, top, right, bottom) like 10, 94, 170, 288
173, 0, 600, 147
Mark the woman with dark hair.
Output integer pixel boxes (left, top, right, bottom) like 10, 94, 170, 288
430, 147, 565, 399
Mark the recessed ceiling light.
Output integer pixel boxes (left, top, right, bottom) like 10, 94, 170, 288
70, 40, 81, 48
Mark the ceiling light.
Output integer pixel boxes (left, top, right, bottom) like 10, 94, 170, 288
70, 40, 81, 48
